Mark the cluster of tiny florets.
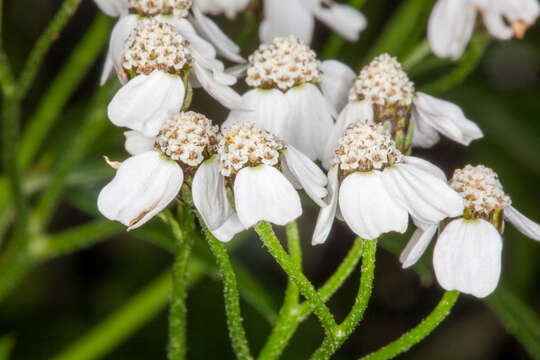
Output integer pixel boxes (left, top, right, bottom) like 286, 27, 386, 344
155, 111, 219, 167
121, 18, 192, 79
450, 165, 511, 218
349, 53, 414, 105
128, 0, 192, 18
246, 36, 321, 91
219, 122, 286, 177
334, 123, 403, 172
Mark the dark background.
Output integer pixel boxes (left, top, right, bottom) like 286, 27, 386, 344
0, 0, 539, 359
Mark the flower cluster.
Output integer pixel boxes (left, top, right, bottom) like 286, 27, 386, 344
128, 0, 192, 18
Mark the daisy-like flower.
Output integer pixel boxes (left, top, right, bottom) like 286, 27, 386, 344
106, 17, 243, 137
322, 54, 483, 168
401, 165, 540, 298
193, 121, 328, 242
96, 0, 245, 86
196, 0, 250, 19
428, 0, 540, 60
224, 36, 356, 161
312, 122, 464, 245
98, 111, 220, 230
260, 0, 367, 45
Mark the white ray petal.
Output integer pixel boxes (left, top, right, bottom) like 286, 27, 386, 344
433, 218, 502, 298
504, 205, 540, 241
107, 15, 138, 83
234, 165, 302, 228
124, 131, 155, 155
404, 156, 447, 181
411, 105, 440, 148
339, 171, 409, 240
211, 214, 245, 242
400, 224, 438, 268
98, 151, 183, 230
94, 0, 129, 17
193, 63, 244, 110
413, 92, 483, 146
259, 0, 315, 44
313, 166, 339, 245
306, 1, 367, 42
320, 60, 356, 113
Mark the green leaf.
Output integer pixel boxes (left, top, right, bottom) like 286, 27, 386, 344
0, 335, 15, 360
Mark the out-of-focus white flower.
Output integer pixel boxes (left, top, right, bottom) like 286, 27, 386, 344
224, 36, 355, 161
428, 0, 540, 60
401, 165, 540, 298
322, 54, 483, 168
196, 0, 250, 19
260, 0, 367, 45
106, 18, 243, 137
313, 122, 463, 244
99, 111, 220, 230
194, 121, 328, 242
95, 0, 245, 86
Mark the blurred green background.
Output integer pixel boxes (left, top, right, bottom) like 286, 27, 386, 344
0, 0, 539, 359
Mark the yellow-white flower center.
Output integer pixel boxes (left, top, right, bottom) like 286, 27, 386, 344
449, 165, 511, 219
121, 18, 192, 78
155, 111, 219, 167
334, 123, 403, 172
246, 36, 321, 92
128, 0, 192, 17
219, 122, 286, 177
349, 53, 414, 105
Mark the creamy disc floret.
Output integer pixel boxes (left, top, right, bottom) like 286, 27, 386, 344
334, 123, 403, 172
246, 36, 321, 91
349, 54, 414, 106
155, 111, 219, 167
219, 122, 286, 177
128, 0, 192, 17
449, 165, 511, 219
121, 18, 192, 79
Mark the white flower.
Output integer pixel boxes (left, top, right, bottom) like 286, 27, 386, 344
196, 0, 250, 19
194, 121, 328, 242
313, 122, 464, 244
428, 0, 540, 60
96, 0, 245, 86
224, 36, 356, 161
259, 0, 367, 45
323, 54, 483, 168
98, 111, 220, 230
400, 165, 540, 298
105, 17, 243, 137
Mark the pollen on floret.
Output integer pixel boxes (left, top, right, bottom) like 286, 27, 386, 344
334, 122, 403, 173
128, 0, 192, 18
121, 18, 192, 79
155, 111, 219, 167
246, 36, 321, 92
219, 121, 286, 177
449, 165, 511, 219
349, 53, 414, 106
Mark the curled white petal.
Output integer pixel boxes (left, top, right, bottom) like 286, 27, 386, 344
411, 105, 441, 148
313, 166, 339, 245
197, 0, 250, 19
259, 0, 315, 44
234, 165, 302, 228
413, 92, 483, 147
192, 157, 234, 231
193, 63, 244, 110
339, 171, 409, 240
433, 218, 502, 298
167, 17, 218, 63
504, 205, 540, 241
211, 214, 245, 242
100, 52, 115, 86
97, 151, 183, 230
108, 71, 185, 137
124, 131, 156, 155
282, 145, 328, 207
285, 83, 335, 161
404, 156, 447, 181
400, 224, 438, 268
306, 1, 367, 42
320, 60, 356, 114
94, 0, 129, 17
427, 0, 476, 60
107, 15, 138, 83
223, 89, 289, 139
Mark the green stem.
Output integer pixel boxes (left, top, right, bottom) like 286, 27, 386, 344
284, 222, 302, 307
17, 0, 83, 97
310, 239, 377, 360
168, 209, 195, 360
359, 291, 459, 360
402, 39, 430, 72
18, 14, 112, 169
254, 222, 338, 341
198, 214, 253, 360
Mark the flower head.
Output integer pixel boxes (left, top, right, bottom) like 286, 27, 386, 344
246, 36, 321, 92
128, 0, 192, 17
